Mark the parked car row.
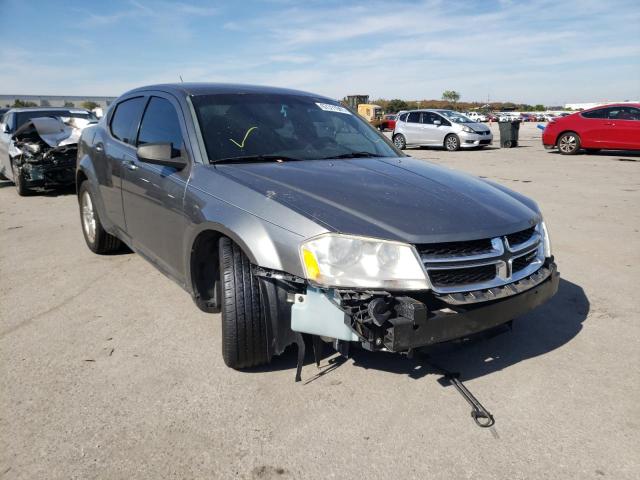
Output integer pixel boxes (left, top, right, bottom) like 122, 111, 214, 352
1, 83, 560, 381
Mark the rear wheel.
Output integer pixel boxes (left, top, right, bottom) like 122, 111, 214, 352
393, 134, 406, 150
219, 237, 271, 369
557, 132, 581, 155
78, 181, 122, 254
444, 134, 460, 151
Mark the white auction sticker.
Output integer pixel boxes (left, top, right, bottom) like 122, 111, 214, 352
315, 102, 352, 115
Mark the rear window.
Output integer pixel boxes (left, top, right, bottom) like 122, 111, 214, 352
110, 97, 145, 144
581, 108, 606, 119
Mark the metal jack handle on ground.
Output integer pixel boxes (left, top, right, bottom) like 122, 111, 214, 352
445, 372, 495, 428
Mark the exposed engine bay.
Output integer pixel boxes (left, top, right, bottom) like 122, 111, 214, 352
10, 116, 92, 191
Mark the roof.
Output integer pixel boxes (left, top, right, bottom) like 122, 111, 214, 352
123, 82, 331, 100
7, 107, 90, 113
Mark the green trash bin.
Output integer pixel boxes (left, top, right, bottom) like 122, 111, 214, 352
498, 120, 520, 148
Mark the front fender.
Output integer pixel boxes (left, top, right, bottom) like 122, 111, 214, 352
182, 190, 308, 295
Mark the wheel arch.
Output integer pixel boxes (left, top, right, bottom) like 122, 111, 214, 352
185, 222, 264, 312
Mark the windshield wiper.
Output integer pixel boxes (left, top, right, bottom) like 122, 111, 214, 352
211, 154, 302, 164
320, 151, 385, 159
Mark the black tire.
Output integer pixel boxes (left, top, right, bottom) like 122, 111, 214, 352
219, 237, 270, 369
78, 181, 122, 254
444, 134, 460, 151
557, 132, 581, 155
393, 134, 406, 150
12, 163, 32, 196
585, 148, 601, 154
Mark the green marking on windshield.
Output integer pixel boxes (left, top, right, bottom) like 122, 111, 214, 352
229, 126, 258, 148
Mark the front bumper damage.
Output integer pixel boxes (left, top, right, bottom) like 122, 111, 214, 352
282, 259, 558, 354
10, 116, 89, 190
14, 145, 77, 188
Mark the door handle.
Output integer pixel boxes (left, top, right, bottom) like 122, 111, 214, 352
123, 160, 138, 171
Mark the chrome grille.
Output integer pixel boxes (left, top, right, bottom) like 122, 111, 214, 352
419, 225, 544, 294
506, 227, 535, 248
417, 238, 493, 258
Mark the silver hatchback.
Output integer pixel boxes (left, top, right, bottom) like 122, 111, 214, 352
393, 109, 493, 151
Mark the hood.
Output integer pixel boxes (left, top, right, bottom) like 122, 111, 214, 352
13, 116, 92, 148
215, 157, 540, 244
465, 121, 490, 132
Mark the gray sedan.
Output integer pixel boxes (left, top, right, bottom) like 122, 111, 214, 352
77, 83, 557, 379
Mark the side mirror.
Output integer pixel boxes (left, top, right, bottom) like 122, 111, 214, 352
433, 120, 442, 126
136, 143, 187, 170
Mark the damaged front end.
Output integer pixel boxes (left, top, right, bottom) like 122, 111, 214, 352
256, 226, 559, 365
10, 116, 90, 191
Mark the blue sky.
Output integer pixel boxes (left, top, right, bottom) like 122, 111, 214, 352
0, 0, 638, 104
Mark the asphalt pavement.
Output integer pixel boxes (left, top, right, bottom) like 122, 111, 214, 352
1, 123, 639, 479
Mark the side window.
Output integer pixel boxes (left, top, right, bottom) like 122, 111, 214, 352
407, 112, 420, 123
581, 108, 606, 119
5, 113, 15, 132
110, 97, 145, 144
436, 114, 451, 126
399, 113, 408, 122
421, 112, 437, 124
137, 97, 184, 155
607, 106, 640, 120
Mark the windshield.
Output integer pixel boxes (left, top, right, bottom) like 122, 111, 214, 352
191, 93, 401, 162
438, 110, 474, 124
15, 110, 97, 131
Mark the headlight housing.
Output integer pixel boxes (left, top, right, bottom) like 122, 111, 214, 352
300, 233, 428, 290
462, 125, 475, 133
538, 221, 552, 258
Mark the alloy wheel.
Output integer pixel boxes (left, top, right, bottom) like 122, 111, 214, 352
81, 190, 97, 244
559, 135, 577, 153
446, 135, 459, 151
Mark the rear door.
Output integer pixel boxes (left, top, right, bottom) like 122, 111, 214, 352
121, 93, 191, 283
100, 96, 146, 233
402, 111, 424, 144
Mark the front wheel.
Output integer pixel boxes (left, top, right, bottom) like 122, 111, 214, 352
78, 181, 123, 254
444, 134, 460, 151
12, 164, 32, 196
219, 237, 271, 369
557, 132, 581, 155
393, 134, 406, 150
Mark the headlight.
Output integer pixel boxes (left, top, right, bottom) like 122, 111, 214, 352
462, 125, 476, 133
538, 221, 552, 258
300, 233, 428, 290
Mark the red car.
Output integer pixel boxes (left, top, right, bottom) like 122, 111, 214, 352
542, 103, 640, 154
379, 114, 397, 131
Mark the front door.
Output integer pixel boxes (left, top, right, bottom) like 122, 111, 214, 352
121, 94, 191, 284
604, 106, 640, 149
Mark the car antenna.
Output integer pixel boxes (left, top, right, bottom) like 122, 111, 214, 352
179, 74, 184, 83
